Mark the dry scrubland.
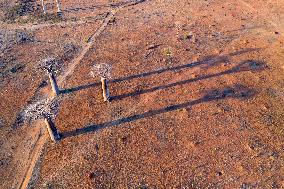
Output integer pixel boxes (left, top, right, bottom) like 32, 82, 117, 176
1, 0, 284, 188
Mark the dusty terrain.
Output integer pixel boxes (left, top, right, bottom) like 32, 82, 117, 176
1, 0, 284, 188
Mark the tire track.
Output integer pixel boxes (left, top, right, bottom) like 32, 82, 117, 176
1, 17, 99, 31
17, 127, 48, 189
57, 11, 115, 85
237, 0, 284, 37
17, 1, 147, 189
57, 0, 147, 85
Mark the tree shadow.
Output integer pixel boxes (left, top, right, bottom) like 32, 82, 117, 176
110, 60, 267, 101
61, 84, 258, 139
60, 48, 260, 94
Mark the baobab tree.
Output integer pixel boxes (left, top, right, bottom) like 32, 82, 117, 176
40, 0, 47, 14
22, 98, 60, 142
40, 0, 62, 14
91, 63, 112, 102
41, 57, 60, 96
55, 0, 62, 13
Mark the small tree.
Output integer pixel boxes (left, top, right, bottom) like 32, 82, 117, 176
22, 99, 60, 142
55, 0, 62, 14
41, 57, 60, 96
40, 0, 62, 14
40, 0, 46, 14
91, 63, 112, 102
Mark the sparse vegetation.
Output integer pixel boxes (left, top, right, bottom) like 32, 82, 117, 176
40, 57, 61, 96
91, 63, 112, 102
184, 31, 196, 42
1, 0, 284, 188
3, 1, 63, 24
34, 12, 63, 23
21, 98, 59, 122
3, 0, 34, 23
0, 30, 33, 53
163, 47, 174, 66
0, 118, 3, 128
163, 48, 172, 57
20, 98, 60, 141
62, 43, 80, 61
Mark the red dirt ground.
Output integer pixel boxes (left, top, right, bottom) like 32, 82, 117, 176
1, 0, 284, 188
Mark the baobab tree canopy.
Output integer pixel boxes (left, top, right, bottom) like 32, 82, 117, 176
40, 57, 61, 73
91, 63, 112, 79
21, 98, 60, 123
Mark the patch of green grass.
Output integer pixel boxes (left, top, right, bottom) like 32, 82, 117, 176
163, 48, 173, 57
84, 35, 92, 43
162, 47, 174, 66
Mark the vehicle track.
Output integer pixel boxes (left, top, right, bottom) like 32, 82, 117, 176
1, 17, 99, 31
237, 0, 284, 37
17, 0, 283, 188
57, 11, 115, 85
17, 128, 48, 189
17, 1, 147, 188
57, 0, 147, 85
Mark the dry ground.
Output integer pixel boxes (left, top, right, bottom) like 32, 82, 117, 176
1, 0, 284, 188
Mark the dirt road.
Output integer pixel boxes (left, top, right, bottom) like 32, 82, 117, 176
1, 0, 284, 188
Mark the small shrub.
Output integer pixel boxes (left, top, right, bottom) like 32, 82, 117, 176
163, 48, 173, 57
163, 48, 174, 66
0, 118, 3, 128
3, 0, 34, 23
15, 31, 34, 43
62, 43, 80, 61
3, 1, 63, 24
35, 12, 63, 23
3, 4, 24, 22
10, 64, 25, 73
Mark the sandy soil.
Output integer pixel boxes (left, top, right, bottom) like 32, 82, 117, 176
1, 0, 284, 188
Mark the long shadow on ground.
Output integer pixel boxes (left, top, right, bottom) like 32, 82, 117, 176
110, 59, 267, 101
61, 84, 258, 139
60, 48, 260, 95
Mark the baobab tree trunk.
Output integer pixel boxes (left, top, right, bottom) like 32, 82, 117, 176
55, 0, 62, 13
40, 0, 46, 14
101, 77, 110, 102
48, 72, 60, 96
44, 118, 60, 142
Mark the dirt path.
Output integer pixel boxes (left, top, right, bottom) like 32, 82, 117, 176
4, 0, 282, 187
15, 10, 114, 189
237, 0, 284, 36
57, 11, 115, 85
17, 128, 48, 189
17, 1, 147, 189
1, 17, 99, 31
57, 0, 147, 85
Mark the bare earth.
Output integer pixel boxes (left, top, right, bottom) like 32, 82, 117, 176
1, 0, 284, 188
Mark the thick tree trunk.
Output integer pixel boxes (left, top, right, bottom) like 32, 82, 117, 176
55, 0, 62, 13
44, 118, 60, 142
48, 72, 60, 96
41, 0, 46, 14
101, 77, 110, 102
